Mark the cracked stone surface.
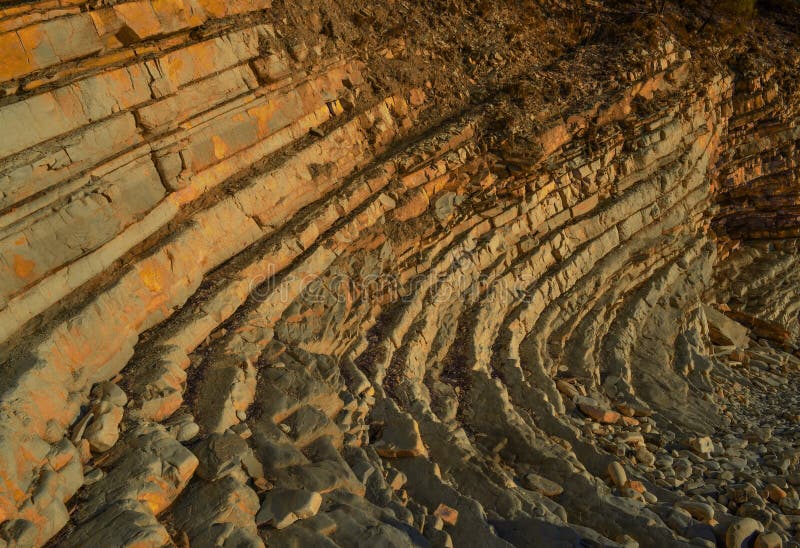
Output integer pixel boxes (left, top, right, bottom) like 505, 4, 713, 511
1, 1, 800, 547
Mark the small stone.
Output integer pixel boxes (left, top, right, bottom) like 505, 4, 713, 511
676, 500, 714, 522
765, 483, 787, 502
253, 477, 274, 493
689, 436, 714, 456
779, 497, 800, 515
620, 416, 640, 427
83, 467, 104, 485
522, 473, 564, 497
386, 469, 407, 491
636, 446, 656, 467
608, 461, 627, 488
655, 454, 674, 469
556, 380, 579, 399
628, 403, 653, 417
729, 484, 758, 504
433, 504, 458, 526
619, 432, 645, 447
666, 507, 693, 533
230, 423, 252, 439
617, 534, 639, 548
579, 402, 621, 424
621, 486, 643, 501
176, 422, 200, 443
423, 525, 453, 548
615, 403, 636, 417
626, 480, 646, 494
77, 439, 92, 464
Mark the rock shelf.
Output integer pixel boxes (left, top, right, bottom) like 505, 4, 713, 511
0, 0, 799, 546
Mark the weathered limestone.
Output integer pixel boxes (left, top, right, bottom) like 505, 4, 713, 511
0, 1, 799, 547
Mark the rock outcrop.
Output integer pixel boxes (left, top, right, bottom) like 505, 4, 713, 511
0, 0, 799, 546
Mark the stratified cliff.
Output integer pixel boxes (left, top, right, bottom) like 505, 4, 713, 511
0, 0, 799, 546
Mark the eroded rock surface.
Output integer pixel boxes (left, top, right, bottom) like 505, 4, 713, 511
0, 0, 800, 546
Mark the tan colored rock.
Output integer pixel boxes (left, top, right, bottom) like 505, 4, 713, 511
74, 424, 198, 523
433, 504, 459, 526
370, 399, 427, 458
522, 473, 564, 497
635, 446, 656, 467
386, 469, 408, 491
167, 475, 261, 546
764, 483, 788, 502
703, 305, 750, 348
0, 2, 798, 547
608, 461, 627, 489
754, 532, 783, 548
91, 382, 128, 407
556, 380, 580, 399
626, 480, 646, 494
255, 488, 322, 529
725, 518, 764, 548
579, 403, 621, 424
688, 436, 714, 456
676, 500, 714, 522
84, 405, 124, 453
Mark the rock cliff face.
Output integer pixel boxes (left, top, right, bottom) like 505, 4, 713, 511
0, 0, 799, 546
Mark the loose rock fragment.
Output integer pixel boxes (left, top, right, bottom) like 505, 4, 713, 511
256, 488, 322, 529
84, 405, 124, 453
433, 504, 459, 526
688, 436, 714, 456
579, 401, 622, 424
370, 399, 427, 458
608, 461, 627, 489
522, 473, 564, 497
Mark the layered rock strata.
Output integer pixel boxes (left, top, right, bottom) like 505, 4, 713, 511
0, 0, 798, 547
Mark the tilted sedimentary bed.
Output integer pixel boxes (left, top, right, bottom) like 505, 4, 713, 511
1, 0, 800, 546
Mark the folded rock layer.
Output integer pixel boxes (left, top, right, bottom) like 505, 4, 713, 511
0, 0, 799, 546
